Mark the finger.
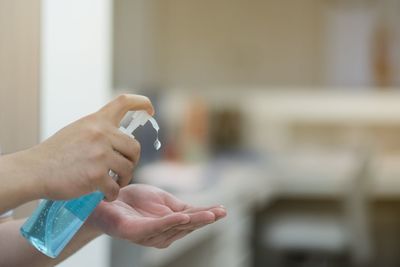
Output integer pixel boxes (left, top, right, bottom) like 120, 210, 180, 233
140, 213, 190, 237
99, 94, 155, 125
183, 205, 227, 220
109, 130, 141, 163
182, 205, 224, 217
98, 177, 120, 202
175, 211, 215, 230
208, 207, 227, 221
162, 192, 190, 212
107, 151, 134, 188
183, 205, 223, 214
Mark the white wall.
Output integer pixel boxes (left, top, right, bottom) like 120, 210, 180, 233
41, 0, 112, 138
40, 0, 113, 266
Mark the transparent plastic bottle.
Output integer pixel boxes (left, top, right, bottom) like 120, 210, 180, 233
20, 111, 160, 258
20, 191, 103, 258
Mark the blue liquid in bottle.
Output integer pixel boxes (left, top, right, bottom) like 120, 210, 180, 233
20, 191, 103, 258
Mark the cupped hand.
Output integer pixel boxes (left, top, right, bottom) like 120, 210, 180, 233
25, 94, 154, 201
88, 184, 227, 248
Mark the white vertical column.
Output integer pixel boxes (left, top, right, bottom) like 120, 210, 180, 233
41, 0, 112, 139
40, 1, 112, 267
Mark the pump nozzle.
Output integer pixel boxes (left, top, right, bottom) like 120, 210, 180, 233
109, 110, 161, 179
120, 110, 152, 135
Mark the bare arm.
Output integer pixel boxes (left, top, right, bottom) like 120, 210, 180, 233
0, 185, 226, 267
0, 151, 42, 213
0, 219, 101, 267
0, 94, 153, 214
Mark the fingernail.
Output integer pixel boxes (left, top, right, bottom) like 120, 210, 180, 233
207, 211, 216, 222
181, 215, 190, 224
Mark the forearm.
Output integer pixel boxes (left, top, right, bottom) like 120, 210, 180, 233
0, 219, 102, 267
0, 150, 43, 213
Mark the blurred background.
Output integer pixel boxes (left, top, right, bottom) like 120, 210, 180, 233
1, 0, 400, 266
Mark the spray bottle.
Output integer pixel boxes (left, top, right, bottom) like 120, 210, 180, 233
20, 110, 161, 258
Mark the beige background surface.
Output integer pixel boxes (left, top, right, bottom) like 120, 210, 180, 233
114, 0, 324, 89
0, 0, 40, 217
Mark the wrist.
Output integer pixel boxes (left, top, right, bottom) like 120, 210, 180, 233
80, 220, 103, 240
83, 211, 104, 238
0, 150, 41, 202
15, 147, 46, 200
0, 150, 43, 212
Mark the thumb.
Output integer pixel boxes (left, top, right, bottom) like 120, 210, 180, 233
99, 94, 155, 125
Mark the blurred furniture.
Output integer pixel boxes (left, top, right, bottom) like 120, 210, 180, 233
256, 149, 371, 267
161, 90, 400, 196
242, 91, 400, 152
147, 90, 400, 267
368, 154, 400, 266
260, 208, 349, 267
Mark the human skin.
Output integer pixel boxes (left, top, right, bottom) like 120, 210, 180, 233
0, 184, 226, 267
0, 94, 226, 266
0, 94, 154, 213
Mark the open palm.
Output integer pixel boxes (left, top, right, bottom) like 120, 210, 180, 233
89, 184, 226, 248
